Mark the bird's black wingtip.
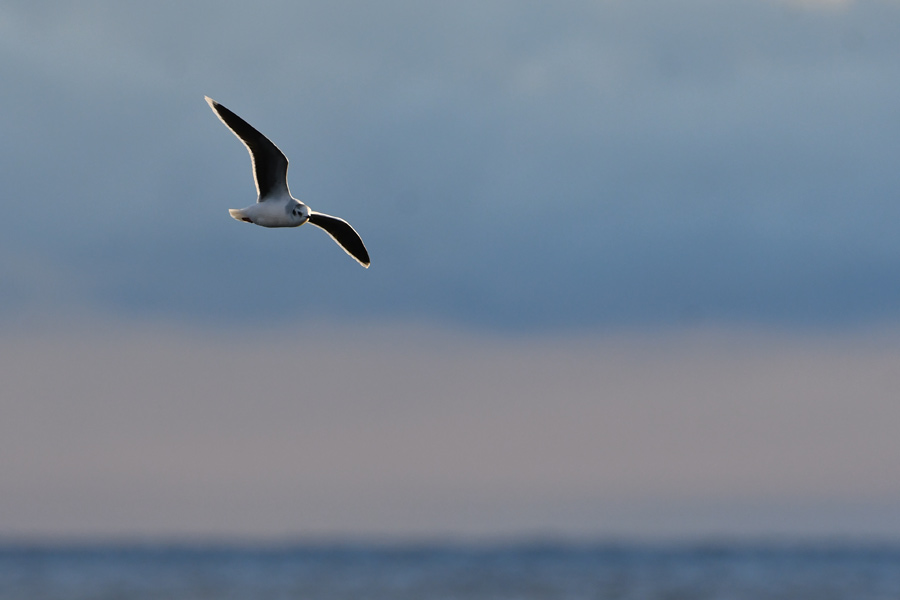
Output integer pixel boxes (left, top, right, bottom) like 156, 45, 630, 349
354, 247, 371, 268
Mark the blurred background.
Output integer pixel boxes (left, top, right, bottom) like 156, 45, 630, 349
2, 0, 900, 547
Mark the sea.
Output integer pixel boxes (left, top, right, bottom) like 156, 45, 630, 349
2, 541, 899, 599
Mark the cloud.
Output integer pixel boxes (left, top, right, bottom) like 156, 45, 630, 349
778, 0, 855, 10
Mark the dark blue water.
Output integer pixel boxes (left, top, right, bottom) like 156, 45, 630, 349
2, 542, 900, 599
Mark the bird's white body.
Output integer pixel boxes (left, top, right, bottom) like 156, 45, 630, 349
228, 193, 310, 228
206, 96, 370, 267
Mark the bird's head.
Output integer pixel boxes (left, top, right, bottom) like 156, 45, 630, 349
290, 203, 310, 226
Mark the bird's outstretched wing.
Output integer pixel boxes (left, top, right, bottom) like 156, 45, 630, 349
205, 96, 289, 200
308, 211, 371, 268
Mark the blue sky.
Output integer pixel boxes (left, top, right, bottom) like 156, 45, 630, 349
2, 0, 899, 331
2, 0, 900, 540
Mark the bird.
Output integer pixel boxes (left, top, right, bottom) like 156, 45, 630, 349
205, 96, 370, 268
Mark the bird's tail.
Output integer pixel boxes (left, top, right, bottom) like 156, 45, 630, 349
229, 209, 252, 223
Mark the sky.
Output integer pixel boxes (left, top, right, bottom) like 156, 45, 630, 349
2, 0, 900, 541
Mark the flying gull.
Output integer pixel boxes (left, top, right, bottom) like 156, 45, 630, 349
205, 96, 370, 267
